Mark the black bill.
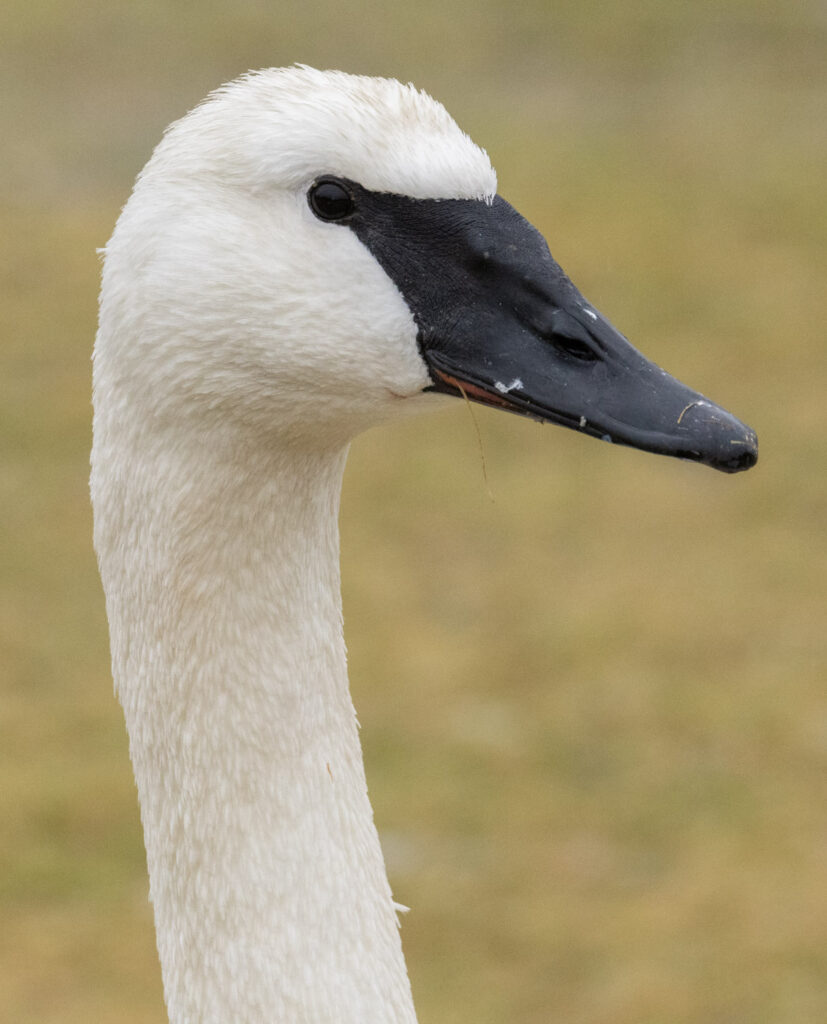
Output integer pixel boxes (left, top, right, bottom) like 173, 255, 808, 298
341, 180, 757, 473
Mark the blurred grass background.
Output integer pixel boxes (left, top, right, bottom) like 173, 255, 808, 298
1, 1, 825, 1021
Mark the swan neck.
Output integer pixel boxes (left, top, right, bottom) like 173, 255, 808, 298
92, 431, 417, 1023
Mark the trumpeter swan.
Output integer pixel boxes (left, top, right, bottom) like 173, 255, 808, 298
91, 66, 757, 1024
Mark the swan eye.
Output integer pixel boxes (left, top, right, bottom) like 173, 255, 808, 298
308, 178, 355, 222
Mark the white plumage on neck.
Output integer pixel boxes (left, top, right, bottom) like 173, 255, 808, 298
91, 66, 497, 1022
95, 424, 414, 1021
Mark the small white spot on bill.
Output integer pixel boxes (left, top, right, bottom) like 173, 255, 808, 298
494, 378, 524, 394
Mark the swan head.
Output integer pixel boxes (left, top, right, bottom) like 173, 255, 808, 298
96, 65, 757, 469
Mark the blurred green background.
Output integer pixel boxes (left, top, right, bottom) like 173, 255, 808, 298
1, 1, 824, 1022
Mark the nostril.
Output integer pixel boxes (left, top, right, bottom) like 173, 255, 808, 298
549, 332, 599, 362
534, 307, 600, 363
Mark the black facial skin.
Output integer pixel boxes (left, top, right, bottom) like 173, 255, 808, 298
308, 178, 758, 473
